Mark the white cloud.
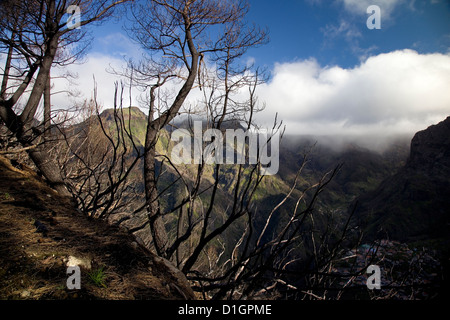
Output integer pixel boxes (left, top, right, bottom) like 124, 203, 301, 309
50, 51, 200, 117
255, 49, 450, 144
49, 32, 145, 113
48, 49, 450, 152
320, 18, 376, 61
338, 0, 405, 20
51, 53, 131, 111
322, 20, 362, 41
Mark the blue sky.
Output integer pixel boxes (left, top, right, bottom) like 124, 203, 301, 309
243, 0, 450, 68
87, 0, 450, 69
53, 0, 450, 149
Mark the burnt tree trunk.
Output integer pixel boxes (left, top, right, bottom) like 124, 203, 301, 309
143, 16, 200, 256
144, 85, 168, 255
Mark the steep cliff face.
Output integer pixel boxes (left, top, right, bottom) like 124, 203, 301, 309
353, 117, 450, 243
408, 116, 450, 176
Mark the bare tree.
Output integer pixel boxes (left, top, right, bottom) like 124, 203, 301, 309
0, 0, 130, 195
125, 0, 268, 258
120, 1, 373, 300
0, 0, 425, 302
52, 83, 145, 221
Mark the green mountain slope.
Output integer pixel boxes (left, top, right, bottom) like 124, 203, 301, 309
67, 107, 413, 261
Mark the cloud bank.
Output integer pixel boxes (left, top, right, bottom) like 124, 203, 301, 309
49, 49, 450, 151
255, 49, 450, 144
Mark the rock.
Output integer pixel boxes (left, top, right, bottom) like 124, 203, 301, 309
66, 255, 92, 270
33, 220, 48, 236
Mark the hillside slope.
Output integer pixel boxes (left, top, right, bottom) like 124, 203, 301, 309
0, 156, 194, 300
353, 116, 450, 243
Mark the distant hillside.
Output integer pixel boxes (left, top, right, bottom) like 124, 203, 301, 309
352, 116, 450, 244
99, 106, 149, 146
277, 134, 410, 214
60, 107, 416, 271
1, 105, 426, 299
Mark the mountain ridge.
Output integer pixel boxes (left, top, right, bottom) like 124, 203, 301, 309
352, 116, 450, 243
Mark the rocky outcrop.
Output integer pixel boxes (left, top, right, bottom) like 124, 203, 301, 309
408, 116, 450, 175
352, 117, 450, 242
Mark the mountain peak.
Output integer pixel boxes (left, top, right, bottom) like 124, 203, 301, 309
100, 107, 147, 120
